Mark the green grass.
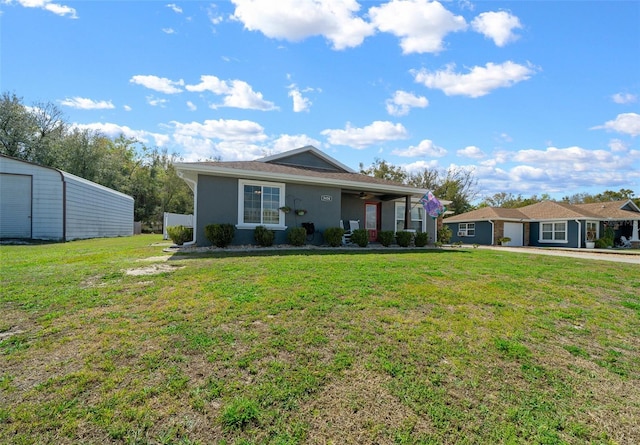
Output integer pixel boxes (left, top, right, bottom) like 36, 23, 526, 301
1, 235, 639, 444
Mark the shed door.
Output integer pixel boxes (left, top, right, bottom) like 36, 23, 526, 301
503, 222, 523, 247
0, 174, 32, 238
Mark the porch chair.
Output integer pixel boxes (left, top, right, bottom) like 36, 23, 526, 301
340, 220, 360, 245
619, 236, 632, 248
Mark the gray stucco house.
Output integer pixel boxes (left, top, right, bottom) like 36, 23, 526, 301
444, 200, 640, 248
174, 146, 441, 246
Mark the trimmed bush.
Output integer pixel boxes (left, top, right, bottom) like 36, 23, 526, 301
287, 227, 307, 246
414, 231, 430, 247
396, 231, 414, 247
324, 227, 344, 247
351, 229, 369, 247
205, 223, 235, 248
166, 225, 192, 246
254, 225, 275, 247
378, 231, 395, 247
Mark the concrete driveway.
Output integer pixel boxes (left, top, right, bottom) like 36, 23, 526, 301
481, 246, 640, 264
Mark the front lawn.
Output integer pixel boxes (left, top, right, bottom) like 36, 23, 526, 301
1, 235, 638, 444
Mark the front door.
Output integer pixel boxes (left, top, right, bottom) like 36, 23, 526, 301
365, 202, 381, 242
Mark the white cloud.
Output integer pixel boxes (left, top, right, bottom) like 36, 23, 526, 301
231, 0, 374, 50
612, 92, 637, 104
402, 159, 440, 173
457, 145, 485, 159
392, 139, 446, 157
13, 0, 77, 18
186, 101, 197, 111
73, 122, 169, 147
288, 87, 312, 112
130, 75, 184, 94
321, 121, 408, 149
60, 97, 114, 110
471, 11, 522, 47
592, 113, 640, 137
186, 75, 277, 111
167, 3, 182, 14
608, 139, 628, 153
162, 28, 176, 34
146, 96, 168, 107
123, 105, 132, 112
385, 90, 428, 116
412, 61, 536, 97
369, 0, 467, 54
271, 134, 322, 152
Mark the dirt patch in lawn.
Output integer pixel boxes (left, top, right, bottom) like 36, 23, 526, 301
125, 263, 184, 276
301, 365, 433, 444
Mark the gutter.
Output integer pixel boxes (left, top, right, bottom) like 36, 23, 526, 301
575, 219, 581, 248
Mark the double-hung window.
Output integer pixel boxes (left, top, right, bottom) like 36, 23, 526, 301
395, 203, 424, 232
458, 223, 475, 237
540, 221, 567, 243
238, 180, 285, 229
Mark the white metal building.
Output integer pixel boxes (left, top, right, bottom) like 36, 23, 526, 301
0, 155, 134, 241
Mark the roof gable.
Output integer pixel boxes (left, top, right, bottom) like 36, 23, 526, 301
258, 146, 355, 173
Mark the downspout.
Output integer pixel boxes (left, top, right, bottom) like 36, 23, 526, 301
178, 171, 198, 246
488, 220, 495, 245
575, 219, 581, 248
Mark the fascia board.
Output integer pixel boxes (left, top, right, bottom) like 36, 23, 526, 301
175, 163, 427, 196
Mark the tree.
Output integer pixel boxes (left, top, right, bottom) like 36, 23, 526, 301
480, 192, 551, 208
562, 189, 636, 204
0, 92, 37, 159
409, 167, 478, 215
359, 158, 407, 183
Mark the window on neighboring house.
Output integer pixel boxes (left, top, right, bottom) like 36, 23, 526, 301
586, 221, 598, 241
238, 180, 285, 228
458, 223, 475, 237
540, 221, 567, 242
395, 203, 424, 232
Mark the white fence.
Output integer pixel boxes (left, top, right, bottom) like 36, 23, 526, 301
163, 212, 193, 239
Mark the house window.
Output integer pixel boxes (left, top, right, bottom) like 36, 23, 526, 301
586, 221, 598, 241
458, 223, 475, 237
238, 180, 285, 228
395, 203, 424, 232
540, 221, 567, 242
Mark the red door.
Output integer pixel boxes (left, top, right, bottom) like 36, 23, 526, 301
365, 202, 381, 242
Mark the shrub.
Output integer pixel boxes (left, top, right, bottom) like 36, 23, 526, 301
414, 231, 430, 247
287, 227, 307, 246
324, 227, 344, 247
166, 225, 192, 246
377, 231, 395, 247
438, 225, 452, 244
351, 229, 369, 247
396, 231, 414, 247
254, 225, 275, 247
204, 223, 235, 248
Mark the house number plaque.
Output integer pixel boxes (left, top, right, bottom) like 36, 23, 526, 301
320, 195, 332, 202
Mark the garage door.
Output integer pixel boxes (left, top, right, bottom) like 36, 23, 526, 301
503, 222, 523, 247
0, 174, 32, 238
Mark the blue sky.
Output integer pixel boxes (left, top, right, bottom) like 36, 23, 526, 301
2, 0, 639, 201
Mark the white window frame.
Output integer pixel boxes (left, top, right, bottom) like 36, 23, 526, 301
237, 179, 287, 230
395, 202, 424, 233
539, 221, 567, 243
458, 223, 475, 237
586, 221, 598, 241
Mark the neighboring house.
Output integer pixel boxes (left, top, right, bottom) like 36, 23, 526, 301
0, 154, 134, 241
174, 145, 446, 246
444, 200, 640, 248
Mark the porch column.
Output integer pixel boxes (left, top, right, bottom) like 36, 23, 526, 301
404, 195, 411, 230
631, 219, 640, 242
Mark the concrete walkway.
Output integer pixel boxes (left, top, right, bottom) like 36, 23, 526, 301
480, 245, 640, 264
